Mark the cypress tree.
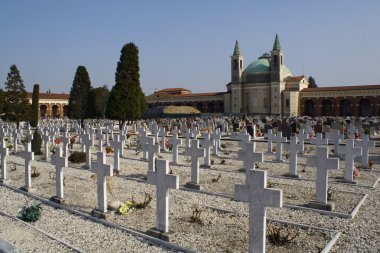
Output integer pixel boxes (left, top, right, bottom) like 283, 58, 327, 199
308, 76, 318, 88
107, 43, 147, 126
67, 66, 92, 127
30, 84, 40, 127
3, 65, 31, 128
32, 130, 42, 155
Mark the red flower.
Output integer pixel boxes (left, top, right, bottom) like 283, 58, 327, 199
353, 167, 360, 179
54, 138, 61, 144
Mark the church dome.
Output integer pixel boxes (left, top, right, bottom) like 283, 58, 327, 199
243, 53, 292, 77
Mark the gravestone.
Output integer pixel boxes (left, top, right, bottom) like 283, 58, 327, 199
284, 136, 303, 178
146, 159, 179, 241
91, 152, 113, 219
41, 132, 50, 160
212, 129, 221, 156
184, 140, 205, 190
0, 140, 9, 183
307, 146, 339, 211
109, 134, 123, 173
264, 129, 275, 153
235, 169, 282, 253
338, 139, 361, 183
184, 128, 194, 148
326, 130, 344, 156
310, 133, 328, 147
20, 142, 35, 192
355, 134, 375, 168
82, 134, 94, 169
296, 130, 308, 155
273, 132, 287, 162
200, 133, 214, 168
50, 147, 68, 204
171, 133, 182, 165
142, 137, 160, 171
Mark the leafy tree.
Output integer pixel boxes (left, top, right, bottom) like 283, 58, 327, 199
107, 42, 147, 126
30, 84, 39, 127
3, 65, 31, 127
308, 76, 318, 88
67, 66, 92, 126
88, 85, 110, 119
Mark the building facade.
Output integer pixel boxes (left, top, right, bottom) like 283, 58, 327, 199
27, 92, 69, 119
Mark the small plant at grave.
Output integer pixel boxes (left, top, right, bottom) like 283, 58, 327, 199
49, 171, 67, 186
31, 167, 41, 178
49, 144, 56, 155
117, 193, 153, 215
185, 156, 191, 163
272, 147, 276, 152
220, 158, 226, 165
284, 152, 290, 159
105, 146, 113, 154
169, 167, 173, 174
68, 152, 86, 163
301, 165, 306, 173
21, 137, 29, 146
327, 185, 334, 201
190, 205, 204, 224
368, 160, 374, 169
54, 138, 61, 145
267, 181, 274, 188
266, 221, 299, 246
69, 135, 77, 149
353, 166, 360, 180
221, 143, 228, 149
135, 150, 141, 155
211, 173, 222, 183
9, 162, 17, 171
6, 143, 13, 151
156, 154, 163, 159
223, 150, 231, 156
18, 201, 42, 222
255, 162, 260, 169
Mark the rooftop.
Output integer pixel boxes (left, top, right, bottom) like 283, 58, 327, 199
301, 84, 380, 92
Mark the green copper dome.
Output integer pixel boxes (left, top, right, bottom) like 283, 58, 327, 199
244, 58, 270, 74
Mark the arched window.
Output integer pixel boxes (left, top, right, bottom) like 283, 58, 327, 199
281, 55, 283, 65
240, 60, 242, 69
40, 105, 47, 119
304, 100, 315, 116
233, 60, 237, 70
274, 55, 278, 65
359, 99, 371, 117
321, 99, 333, 116
340, 99, 351, 116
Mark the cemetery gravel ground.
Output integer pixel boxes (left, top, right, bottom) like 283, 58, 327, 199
1, 139, 380, 252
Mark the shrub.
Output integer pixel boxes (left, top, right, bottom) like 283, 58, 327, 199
18, 202, 42, 222
31, 131, 42, 155
68, 152, 86, 163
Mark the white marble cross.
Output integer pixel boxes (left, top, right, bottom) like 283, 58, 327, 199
109, 134, 123, 173
355, 134, 375, 167
82, 134, 94, 169
237, 142, 263, 182
96, 130, 105, 152
284, 136, 303, 177
338, 139, 361, 182
41, 132, 51, 160
147, 159, 179, 233
273, 132, 287, 162
239, 133, 251, 152
171, 133, 182, 165
51, 147, 68, 200
91, 152, 113, 213
184, 128, 194, 148
158, 127, 168, 151
200, 133, 214, 167
212, 129, 222, 156
235, 169, 282, 253
296, 131, 308, 155
264, 129, 275, 153
12, 130, 19, 153
22, 142, 35, 190
326, 130, 344, 156
184, 140, 205, 186
0, 139, 9, 182
142, 137, 160, 171
307, 147, 339, 204
60, 132, 70, 157
310, 133, 328, 147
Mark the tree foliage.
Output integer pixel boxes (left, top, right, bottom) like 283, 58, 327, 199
0, 89, 4, 115
107, 43, 147, 125
30, 84, 39, 127
67, 66, 92, 123
308, 76, 317, 88
88, 85, 110, 119
3, 65, 31, 126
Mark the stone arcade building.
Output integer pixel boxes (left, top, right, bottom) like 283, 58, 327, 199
146, 35, 380, 117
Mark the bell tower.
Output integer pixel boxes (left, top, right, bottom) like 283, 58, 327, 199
270, 34, 286, 115
231, 40, 244, 84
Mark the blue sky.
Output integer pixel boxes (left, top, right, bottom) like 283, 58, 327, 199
0, 1, 379, 95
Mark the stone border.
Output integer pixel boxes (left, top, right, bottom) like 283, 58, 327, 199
202, 204, 341, 253
0, 209, 84, 253
0, 182, 197, 253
